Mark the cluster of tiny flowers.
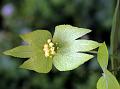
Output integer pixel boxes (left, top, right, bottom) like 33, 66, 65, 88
43, 39, 56, 58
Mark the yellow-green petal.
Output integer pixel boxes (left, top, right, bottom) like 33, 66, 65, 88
53, 52, 94, 71
62, 40, 99, 52
20, 30, 52, 48
20, 55, 52, 73
3, 46, 32, 58
53, 25, 91, 44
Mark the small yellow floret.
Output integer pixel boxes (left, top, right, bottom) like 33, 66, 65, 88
57, 47, 59, 49
49, 42, 54, 47
45, 49, 50, 53
51, 50, 56, 55
47, 39, 52, 43
45, 52, 50, 57
43, 47, 49, 51
44, 44, 49, 48
50, 47, 55, 51
43, 39, 58, 58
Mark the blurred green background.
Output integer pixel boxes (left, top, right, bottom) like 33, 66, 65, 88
0, 0, 116, 89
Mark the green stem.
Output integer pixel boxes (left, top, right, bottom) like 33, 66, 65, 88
110, 66, 120, 72
110, 0, 120, 75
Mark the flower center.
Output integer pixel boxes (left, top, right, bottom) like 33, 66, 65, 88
43, 39, 58, 58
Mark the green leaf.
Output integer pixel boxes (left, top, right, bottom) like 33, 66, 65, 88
3, 46, 32, 58
97, 42, 108, 69
97, 69, 120, 89
97, 76, 106, 89
53, 51, 94, 71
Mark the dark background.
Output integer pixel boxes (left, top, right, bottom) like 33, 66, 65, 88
0, 0, 117, 89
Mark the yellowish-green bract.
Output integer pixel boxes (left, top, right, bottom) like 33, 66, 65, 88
4, 25, 99, 73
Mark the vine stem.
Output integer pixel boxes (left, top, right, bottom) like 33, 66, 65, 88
110, 66, 120, 72
110, 0, 120, 75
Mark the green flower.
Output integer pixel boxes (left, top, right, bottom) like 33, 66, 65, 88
4, 25, 99, 73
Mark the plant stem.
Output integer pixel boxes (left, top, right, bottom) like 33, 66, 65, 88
110, 66, 120, 72
110, 0, 120, 75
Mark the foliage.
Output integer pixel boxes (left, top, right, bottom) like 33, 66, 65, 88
97, 69, 120, 89
0, 0, 119, 89
97, 42, 120, 89
4, 25, 120, 89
